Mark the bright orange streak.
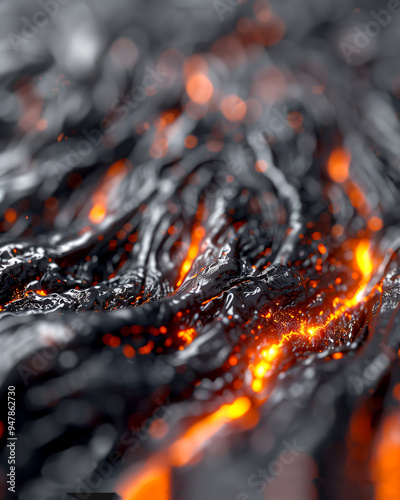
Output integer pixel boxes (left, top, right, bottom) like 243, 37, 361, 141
88, 159, 129, 224
89, 202, 106, 224
327, 148, 351, 183
119, 461, 170, 500
36, 290, 47, 296
356, 239, 373, 280
176, 224, 205, 287
371, 411, 400, 500
168, 397, 251, 466
117, 397, 252, 499
251, 275, 378, 393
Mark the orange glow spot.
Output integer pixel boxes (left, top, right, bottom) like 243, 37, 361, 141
177, 328, 196, 345
356, 240, 373, 280
254, 0, 272, 22
312, 231, 321, 241
138, 341, 154, 355
332, 352, 343, 360
221, 95, 247, 122
252, 379, 263, 392
206, 138, 223, 152
88, 159, 129, 224
332, 224, 344, 237
123, 345, 136, 358
118, 462, 170, 500
371, 412, 400, 500
149, 419, 169, 440
229, 355, 238, 366
150, 137, 169, 159
393, 383, 400, 401
318, 243, 326, 255
255, 160, 268, 172
109, 336, 121, 348
184, 135, 198, 149
57, 133, 64, 142
45, 197, 58, 211
89, 203, 106, 224
36, 118, 48, 131
186, 73, 213, 104
368, 216, 383, 232
169, 397, 251, 467
254, 360, 270, 378
347, 183, 365, 209
224, 397, 251, 419
327, 148, 351, 183
4, 208, 17, 224
36, 290, 47, 296
263, 345, 278, 362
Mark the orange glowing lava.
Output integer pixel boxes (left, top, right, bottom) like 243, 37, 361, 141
251, 241, 377, 393
327, 148, 351, 183
356, 239, 373, 280
119, 461, 170, 500
117, 397, 252, 500
176, 224, 206, 287
177, 328, 196, 345
88, 159, 129, 224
